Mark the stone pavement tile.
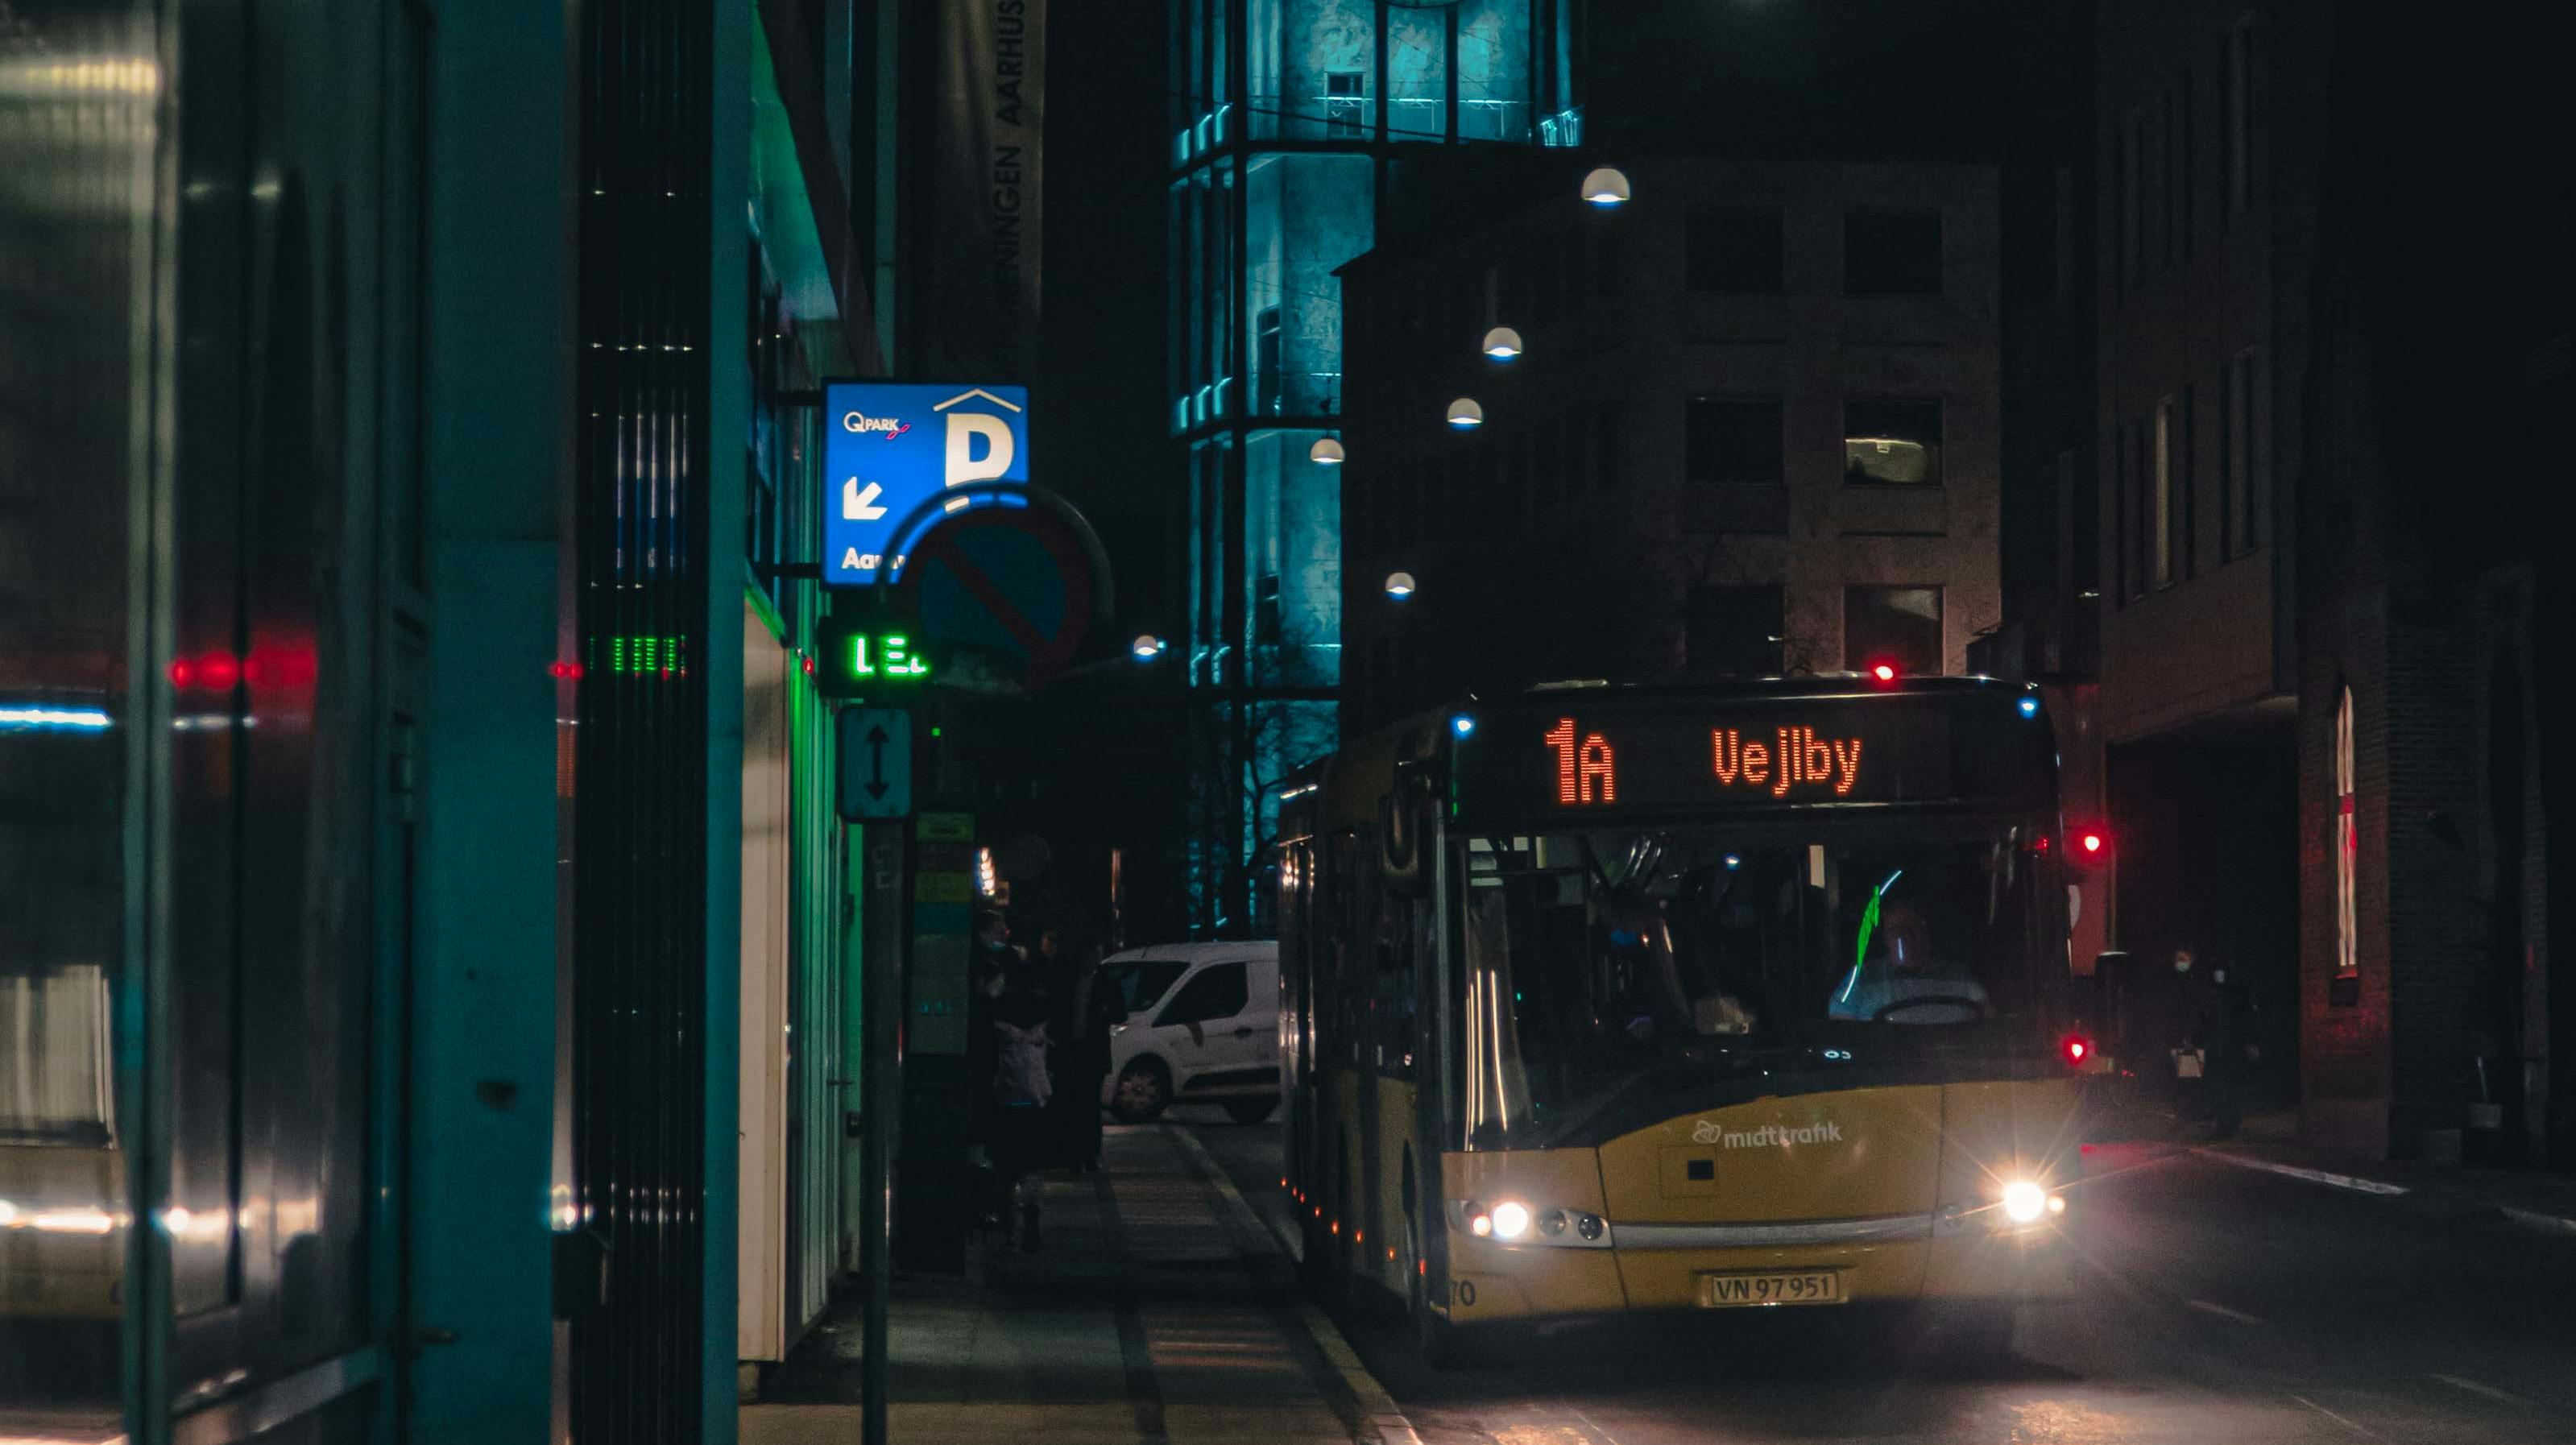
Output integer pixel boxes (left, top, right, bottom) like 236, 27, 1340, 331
1161, 1402, 1358, 1445
746, 1123, 1391, 1444
740, 1401, 1146, 1445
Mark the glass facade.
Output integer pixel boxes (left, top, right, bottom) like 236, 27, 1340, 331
1170, 0, 1575, 932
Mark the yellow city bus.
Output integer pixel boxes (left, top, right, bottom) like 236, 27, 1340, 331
1275, 678, 2087, 1362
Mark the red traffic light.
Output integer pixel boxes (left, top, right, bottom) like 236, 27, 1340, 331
2060, 822, 2112, 867
2060, 1034, 2093, 1068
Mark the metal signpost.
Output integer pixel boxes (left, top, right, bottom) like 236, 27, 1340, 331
835, 707, 914, 822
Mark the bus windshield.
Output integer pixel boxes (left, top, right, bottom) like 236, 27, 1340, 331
1458, 828, 2051, 1150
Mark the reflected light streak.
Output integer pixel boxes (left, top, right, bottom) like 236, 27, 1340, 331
1, 706, 113, 731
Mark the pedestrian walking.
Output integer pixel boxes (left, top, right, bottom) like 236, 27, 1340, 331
2188, 955, 2245, 1139
2162, 946, 2206, 1119
988, 943, 1060, 1251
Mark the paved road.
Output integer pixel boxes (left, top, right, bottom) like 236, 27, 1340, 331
1183, 1109, 2576, 1445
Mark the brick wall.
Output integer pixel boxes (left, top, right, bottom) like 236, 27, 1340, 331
2382, 623, 2479, 1151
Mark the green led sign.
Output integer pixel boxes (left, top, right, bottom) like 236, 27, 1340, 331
848, 632, 930, 682
593, 634, 690, 677
813, 611, 932, 699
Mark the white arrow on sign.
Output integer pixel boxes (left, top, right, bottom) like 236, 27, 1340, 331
842, 477, 888, 521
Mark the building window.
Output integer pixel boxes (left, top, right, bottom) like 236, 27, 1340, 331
1687, 586, 1787, 677
2334, 683, 2359, 989
2223, 347, 2265, 555
1254, 304, 1282, 416
1844, 208, 1942, 296
2118, 110, 2143, 294
1842, 399, 1942, 486
2151, 397, 2176, 588
2066, 445, 2101, 603
1686, 397, 1784, 486
1845, 586, 1943, 676
1325, 71, 1366, 139
1685, 206, 1783, 294
2112, 422, 2131, 604
2226, 20, 2255, 215
2157, 87, 2180, 268
1253, 573, 1282, 645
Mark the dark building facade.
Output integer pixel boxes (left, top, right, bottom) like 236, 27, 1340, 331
2014, 1, 2575, 1164
1166, 0, 1582, 935
1340, 159, 2006, 730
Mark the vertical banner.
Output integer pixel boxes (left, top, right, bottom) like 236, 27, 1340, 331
929, 0, 1045, 379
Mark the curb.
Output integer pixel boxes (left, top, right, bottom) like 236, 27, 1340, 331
2499, 1204, 2576, 1238
2191, 1145, 2576, 1235
2189, 1146, 2409, 1196
1166, 1124, 1425, 1445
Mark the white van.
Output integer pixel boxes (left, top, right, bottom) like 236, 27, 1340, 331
1097, 942, 1279, 1124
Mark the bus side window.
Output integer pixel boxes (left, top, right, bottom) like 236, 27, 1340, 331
1335, 831, 1371, 1066
1373, 888, 1418, 1077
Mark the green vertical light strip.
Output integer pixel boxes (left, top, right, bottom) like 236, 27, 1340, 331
1841, 869, 1904, 1004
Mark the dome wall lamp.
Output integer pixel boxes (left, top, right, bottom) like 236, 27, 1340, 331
1481, 326, 1523, 360
1309, 435, 1345, 465
1580, 167, 1631, 206
1447, 397, 1484, 429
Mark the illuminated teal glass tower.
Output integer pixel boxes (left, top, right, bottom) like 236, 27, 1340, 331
1170, 0, 1580, 931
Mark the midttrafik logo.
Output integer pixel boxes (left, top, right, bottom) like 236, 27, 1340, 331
1692, 1120, 1847, 1149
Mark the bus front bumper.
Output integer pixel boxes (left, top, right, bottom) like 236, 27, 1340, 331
1442, 1213, 2077, 1325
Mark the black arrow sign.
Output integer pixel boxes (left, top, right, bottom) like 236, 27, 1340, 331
864, 724, 890, 800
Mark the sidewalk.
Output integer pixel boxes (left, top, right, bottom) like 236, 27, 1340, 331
2084, 1097, 2576, 1236
742, 1124, 1414, 1445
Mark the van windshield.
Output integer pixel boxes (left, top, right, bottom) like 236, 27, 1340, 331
1457, 828, 2050, 1149
1102, 959, 1191, 1017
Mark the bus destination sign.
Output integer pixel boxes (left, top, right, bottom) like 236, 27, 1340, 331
1463, 698, 1978, 821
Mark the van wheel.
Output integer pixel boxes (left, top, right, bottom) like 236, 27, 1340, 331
1110, 1059, 1171, 1123
1223, 1096, 1277, 1125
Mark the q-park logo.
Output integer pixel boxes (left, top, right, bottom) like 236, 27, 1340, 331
842, 411, 913, 441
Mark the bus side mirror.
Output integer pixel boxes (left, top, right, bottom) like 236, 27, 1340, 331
1379, 771, 1431, 898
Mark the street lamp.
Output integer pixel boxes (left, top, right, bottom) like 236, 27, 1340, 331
1481, 326, 1523, 360
1580, 167, 1631, 207
1385, 571, 1417, 600
1447, 397, 1484, 429
1309, 435, 1345, 466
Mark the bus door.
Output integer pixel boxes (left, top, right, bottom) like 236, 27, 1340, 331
1372, 765, 1443, 1302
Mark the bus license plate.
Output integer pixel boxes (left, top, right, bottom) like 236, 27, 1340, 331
1699, 1270, 1843, 1308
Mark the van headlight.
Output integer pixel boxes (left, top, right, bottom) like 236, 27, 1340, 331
1488, 1200, 1532, 1240
2001, 1180, 2048, 1224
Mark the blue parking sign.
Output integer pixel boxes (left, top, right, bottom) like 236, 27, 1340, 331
821, 382, 1029, 586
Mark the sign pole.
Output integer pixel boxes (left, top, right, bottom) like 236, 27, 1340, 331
859, 819, 906, 1445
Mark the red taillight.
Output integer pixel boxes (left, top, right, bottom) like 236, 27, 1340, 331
2080, 831, 2104, 855
2061, 1034, 2092, 1067
1871, 663, 1898, 683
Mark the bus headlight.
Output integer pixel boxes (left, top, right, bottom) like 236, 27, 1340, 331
1451, 1199, 1611, 1247
2001, 1180, 2048, 1224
